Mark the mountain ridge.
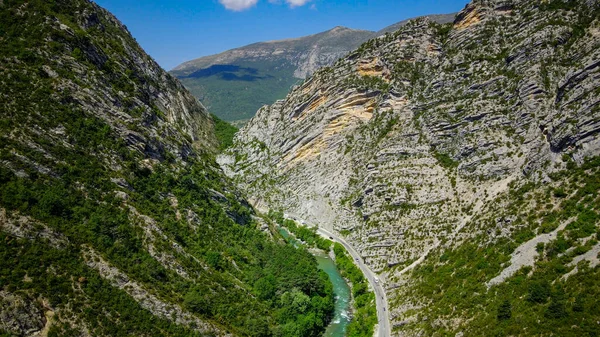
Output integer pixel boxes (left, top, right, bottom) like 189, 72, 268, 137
172, 25, 375, 74
170, 13, 458, 122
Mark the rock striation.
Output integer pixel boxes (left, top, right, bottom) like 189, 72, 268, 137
222, 0, 600, 334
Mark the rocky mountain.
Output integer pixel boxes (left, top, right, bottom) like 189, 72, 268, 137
0, 1, 333, 336
171, 26, 375, 123
376, 13, 457, 35
221, 0, 600, 335
171, 14, 457, 123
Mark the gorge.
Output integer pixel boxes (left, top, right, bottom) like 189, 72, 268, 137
1, 0, 600, 336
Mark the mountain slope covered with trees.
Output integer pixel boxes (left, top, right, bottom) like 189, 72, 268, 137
0, 1, 333, 336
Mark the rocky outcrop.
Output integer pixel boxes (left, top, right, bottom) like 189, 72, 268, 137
0, 208, 68, 249
24, 1, 218, 158
222, 0, 600, 334
0, 292, 46, 336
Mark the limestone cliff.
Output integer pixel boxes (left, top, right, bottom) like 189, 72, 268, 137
222, 0, 600, 335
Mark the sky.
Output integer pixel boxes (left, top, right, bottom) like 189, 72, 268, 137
94, 0, 470, 71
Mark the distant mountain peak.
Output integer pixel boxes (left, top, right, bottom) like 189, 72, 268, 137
330, 25, 351, 31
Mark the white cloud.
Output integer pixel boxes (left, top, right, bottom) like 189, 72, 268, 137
285, 0, 311, 8
219, 0, 311, 11
219, 0, 258, 11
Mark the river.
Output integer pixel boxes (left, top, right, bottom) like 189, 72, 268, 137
278, 228, 352, 337
314, 252, 352, 337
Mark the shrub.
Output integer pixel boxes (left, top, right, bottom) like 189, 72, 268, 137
497, 300, 512, 320
527, 281, 550, 303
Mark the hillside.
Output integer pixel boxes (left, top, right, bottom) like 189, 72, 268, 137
221, 0, 600, 335
0, 1, 333, 336
376, 13, 457, 35
170, 14, 457, 123
171, 26, 376, 122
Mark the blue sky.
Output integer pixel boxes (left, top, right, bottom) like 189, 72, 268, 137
94, 0, 470, 70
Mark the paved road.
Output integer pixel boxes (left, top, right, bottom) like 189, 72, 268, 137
315, 227, 391, 337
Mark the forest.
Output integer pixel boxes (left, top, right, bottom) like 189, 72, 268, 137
0, 0, 334, 335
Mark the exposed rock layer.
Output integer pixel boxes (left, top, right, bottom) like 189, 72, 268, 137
223, 0, 600, 334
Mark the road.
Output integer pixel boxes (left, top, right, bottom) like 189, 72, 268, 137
315, 227, 391, 337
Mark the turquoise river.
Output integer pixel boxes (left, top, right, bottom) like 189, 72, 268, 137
278, 228, 352, 336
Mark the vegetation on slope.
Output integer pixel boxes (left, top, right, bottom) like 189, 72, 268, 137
212, 114, 239, 151
393, 157, 600, 336
0, 0, 333, 336
0, 155, 335, 336
176, 60, 300, 122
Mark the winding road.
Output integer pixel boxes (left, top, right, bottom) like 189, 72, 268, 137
315, 227, 391, 337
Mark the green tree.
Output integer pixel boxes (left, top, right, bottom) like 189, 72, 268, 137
205, 251, 223, 270
280, 288, 311, 316
527, 281, 550, 303
497, 300, 512, 321
255, 274, 277, 301
183, 290, 211, 316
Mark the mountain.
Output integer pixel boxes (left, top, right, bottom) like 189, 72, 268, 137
171, 15, 458, 124
171, 13, 458, 124
171, 26, 377, 123
376, 13, 457, 35
0, 1, 333, 336
221, 0, 600, 335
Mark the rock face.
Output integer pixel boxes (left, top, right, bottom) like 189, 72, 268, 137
0, 292, 46, 336
223, 0, 600, 334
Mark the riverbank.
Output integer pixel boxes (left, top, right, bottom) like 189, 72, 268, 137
277, 226, 352, 336
314, 252, 352, 337
273, 212, 378, 337
332, 242, 377, 336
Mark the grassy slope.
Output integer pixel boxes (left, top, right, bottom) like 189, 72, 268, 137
212, 114, 239, 151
